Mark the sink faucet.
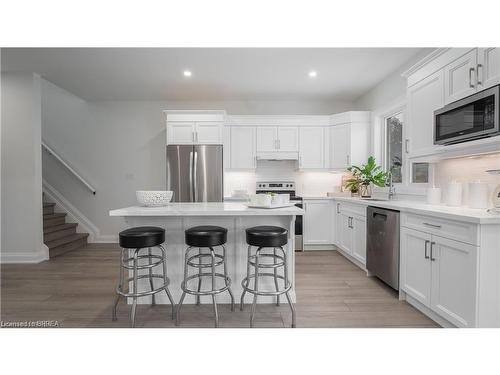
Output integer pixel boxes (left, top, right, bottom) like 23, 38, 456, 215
387, 172, 396, 200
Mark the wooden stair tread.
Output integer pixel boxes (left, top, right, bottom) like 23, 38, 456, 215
44, 222, 78, 234
43, 202, 56, 207
43, 212, 66, 219
45, 233, 89, 249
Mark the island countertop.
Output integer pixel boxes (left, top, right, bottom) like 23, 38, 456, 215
109, 202, 304, 217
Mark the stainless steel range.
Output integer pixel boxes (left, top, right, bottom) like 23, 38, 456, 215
256, 181, 303, 251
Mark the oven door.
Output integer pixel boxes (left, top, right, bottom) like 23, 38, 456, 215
434, 85, 499, 145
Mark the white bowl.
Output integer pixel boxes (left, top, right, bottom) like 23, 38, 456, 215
136, 191, 173, 207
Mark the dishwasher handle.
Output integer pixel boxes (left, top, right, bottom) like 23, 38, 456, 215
372, 212, 387, 220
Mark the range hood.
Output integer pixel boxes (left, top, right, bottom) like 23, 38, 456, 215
256, 152, 299, 161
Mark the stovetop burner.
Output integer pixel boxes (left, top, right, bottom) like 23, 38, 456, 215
255, 181, 302, 201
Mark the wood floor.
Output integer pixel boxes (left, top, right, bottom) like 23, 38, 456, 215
0, 244, 438, 328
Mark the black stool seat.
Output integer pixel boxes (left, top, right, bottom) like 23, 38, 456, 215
119, 226, 165, 249
185, 225, 227, 247
246, 226, 288, 247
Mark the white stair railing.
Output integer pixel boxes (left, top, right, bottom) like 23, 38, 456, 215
41, 140, 96, 195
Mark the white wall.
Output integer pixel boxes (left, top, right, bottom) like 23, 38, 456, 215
40, 79, 354, 240
1, 72, 47, 262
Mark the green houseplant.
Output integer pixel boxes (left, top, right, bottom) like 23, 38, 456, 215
347, 156, 388, 197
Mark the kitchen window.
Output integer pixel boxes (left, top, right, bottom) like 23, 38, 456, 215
385, 111, 404, 183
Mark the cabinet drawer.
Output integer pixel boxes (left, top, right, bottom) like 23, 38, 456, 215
336, 201, 366, 217
401, 212, 478, 245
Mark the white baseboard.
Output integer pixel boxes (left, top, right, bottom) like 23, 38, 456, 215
42, 180, 100, 242
1, 244, 49, 264
405, 294, 455, 328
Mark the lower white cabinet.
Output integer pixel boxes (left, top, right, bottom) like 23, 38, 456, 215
401, 226, 478, 327
351, 215, 367, 264
333, 201, 366, 266
303, 199, 332, 245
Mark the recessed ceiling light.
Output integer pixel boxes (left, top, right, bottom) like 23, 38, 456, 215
183, 70, 192, 77
309, 71, 317, 78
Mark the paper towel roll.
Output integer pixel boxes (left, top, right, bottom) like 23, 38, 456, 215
445, 181, 462, 207
426, 187, 442, 205
468, 181, 489, 209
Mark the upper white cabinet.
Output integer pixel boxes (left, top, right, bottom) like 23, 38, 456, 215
478, 47, 500, 90
329, 112, 370, 170
164, 110, 225, 145
303, 199, 332, 246
299, 127, 327, 169
406, 70, 444, 157
229, 126, 256, 169
256, 126, 298, 153
444, 49, 478, 104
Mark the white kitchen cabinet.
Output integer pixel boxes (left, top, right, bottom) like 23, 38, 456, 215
299, 127, 325, 169
338, 213, 352, 253
303, 199, 332, 245
329, 112, 370, 170
400, 227, 433, 307
229, 126, 256, 169
430, 235, 477, 328
164, 110, 225, 145
401, 225, 479, 328
351, 215, 366, 264
406, 69, 444, 157
478, 47, 500, 89
256, 126, 298, 153
444, 49, 478, 105
195, 122, 223, 144
256, 127, 277, 152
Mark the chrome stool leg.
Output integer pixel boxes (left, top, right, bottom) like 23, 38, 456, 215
148, 247, 156, 306
130, 248, 139, 328
158, 245, 176, 320
282, 246, 296, 328
240, 245, 252, 311
196, 248, 202, 305
273, 247, 280, 307
222, 245, 235, 312
250, 248, 261, 328
210, 247, 219, 328
176, 246, 192, 326
112, 248, 126, 321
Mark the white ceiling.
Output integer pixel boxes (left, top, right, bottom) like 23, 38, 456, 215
1, 48, 425, 101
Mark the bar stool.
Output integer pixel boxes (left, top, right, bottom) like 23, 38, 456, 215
112, 226, 176, 327
176, 225, 235, 327
240, 225, 296, 328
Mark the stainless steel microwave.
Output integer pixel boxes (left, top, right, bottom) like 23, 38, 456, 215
434, 85, 499, 145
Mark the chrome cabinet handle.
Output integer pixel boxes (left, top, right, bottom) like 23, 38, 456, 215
192, 132, 195, 142
337, 203, 340, 214
477, 64, 483, 85
195, 132, 198, 143
430, 241, 436, 261
405, 139, 410, 154
346, 155, 350, 166
469, 67, 475, 88
424, 240, 430, 259
423, 222, 442, 229
278, 139, 281, 149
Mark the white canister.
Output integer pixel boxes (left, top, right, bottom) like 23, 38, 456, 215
426, 187, 442, 205
445, 181, 463, 207
468, 180, 489, 209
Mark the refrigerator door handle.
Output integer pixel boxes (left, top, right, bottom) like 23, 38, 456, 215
193, 151, 198, 202
189, 151, 194, 201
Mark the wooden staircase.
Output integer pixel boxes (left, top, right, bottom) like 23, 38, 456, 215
43, 202, 89, 258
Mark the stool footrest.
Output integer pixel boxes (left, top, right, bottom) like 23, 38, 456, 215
181, 273, 232, 296
116, 274, 170, 298
186, 252, 225, 268
241, 273, 292, 296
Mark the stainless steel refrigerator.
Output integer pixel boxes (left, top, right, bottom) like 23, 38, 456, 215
166, 144, 223, 202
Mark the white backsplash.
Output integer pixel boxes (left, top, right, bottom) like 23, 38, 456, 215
433, 153, 500, 206
224, 160, 343, 197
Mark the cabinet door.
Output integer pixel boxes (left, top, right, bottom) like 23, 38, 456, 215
277, 127, 299, 151
333, 202, 342, 246
299, 127, 325, 168
330, 124, 350, 169
195, 122, 222, 144
400, 227, 432, 307
338, 213, 353, 254
167, 122, 195, 144
256, 127, 277, 152
229, 127, 256, 169
478, 47, 500, 89
303, 200, 332, 245
407, 70, 444, 156
430, 235, 478, 327
351, 215, 366, 265
444, 49, 478, 104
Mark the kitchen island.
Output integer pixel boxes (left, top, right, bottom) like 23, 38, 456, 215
109, 202, 303, 305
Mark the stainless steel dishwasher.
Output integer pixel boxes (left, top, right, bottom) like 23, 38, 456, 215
366, 206, 400, 290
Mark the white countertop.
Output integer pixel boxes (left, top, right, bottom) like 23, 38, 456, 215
332, 196, 500, 224
109, 202, 304, 217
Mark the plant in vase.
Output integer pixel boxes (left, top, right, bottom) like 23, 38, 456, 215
347, 156, 388, 198
344, 176, 361, 197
